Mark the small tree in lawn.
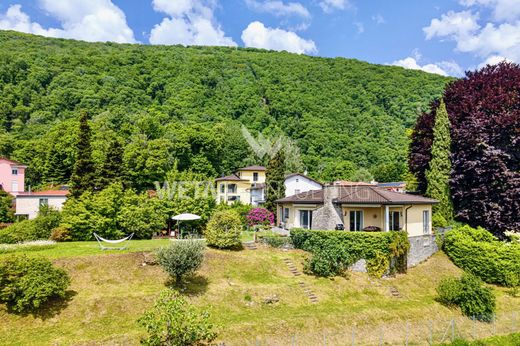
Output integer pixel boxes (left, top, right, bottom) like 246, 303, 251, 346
264, 150, 285, 213
425, 99, 454, 222
138, 289, 216, 346
205, 210, 242, 249
156, 239, 205, 285
70, 111, 95, 198
246, 208, 274, 229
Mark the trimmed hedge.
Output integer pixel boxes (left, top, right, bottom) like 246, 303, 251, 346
443, 225, 520, 287
291, 229, 410, 277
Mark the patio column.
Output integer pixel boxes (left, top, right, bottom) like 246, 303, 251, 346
384, 205, 390, 232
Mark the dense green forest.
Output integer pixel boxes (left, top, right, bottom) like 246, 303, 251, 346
0, 30, 450, 189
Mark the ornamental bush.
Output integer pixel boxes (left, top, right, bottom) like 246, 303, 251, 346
291, 229, 409, 277
443, 225, 520, 286
205, 210, 242, 249
437, 273, 496, 322
0, 255, 70, 312
246, 208, 274, 227
157, 239, 205, 285
138, 289, 217, 346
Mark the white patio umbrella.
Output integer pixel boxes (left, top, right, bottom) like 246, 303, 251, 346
171, 213, 201, 238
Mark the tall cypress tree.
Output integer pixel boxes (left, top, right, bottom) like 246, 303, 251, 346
70, 112, 95, 198
264, 150, 286, 213
96, 139, 125, 190
425, 99, 453, 222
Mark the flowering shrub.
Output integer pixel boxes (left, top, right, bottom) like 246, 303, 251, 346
246, 208, 274, 227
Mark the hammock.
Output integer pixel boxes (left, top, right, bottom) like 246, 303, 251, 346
93, 233, 134, 250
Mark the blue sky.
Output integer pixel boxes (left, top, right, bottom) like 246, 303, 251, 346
1, 0, 519, 76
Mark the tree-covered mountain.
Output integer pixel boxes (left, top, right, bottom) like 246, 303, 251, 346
0, 30, 451, 189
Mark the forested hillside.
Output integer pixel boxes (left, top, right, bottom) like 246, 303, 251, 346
0, 30, 450, 189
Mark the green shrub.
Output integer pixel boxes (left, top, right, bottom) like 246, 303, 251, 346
50, 226, 72, 242
0, 207, 61, 244
436, 273, 496, 322
0, 255, 70, 312
366, 251, 390, 278
257, 232, 291, 248
291, 229, 409, 277
444, 225, 520, 286
138, 289, 217, 346
432, 213, 448, 228
204, 210, 242, 249
157, 239, 205, 285
437, 277, 463, 306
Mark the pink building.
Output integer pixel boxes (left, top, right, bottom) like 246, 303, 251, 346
0, 158, 26, 196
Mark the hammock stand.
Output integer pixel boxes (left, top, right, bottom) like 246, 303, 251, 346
93, 233, 134, 250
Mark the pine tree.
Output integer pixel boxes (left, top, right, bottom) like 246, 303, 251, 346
264, 150, 286, 213
44, 147, 71, 185
70, 112, 95, 198
96, 139, 125, 189
425, 99, 453, 222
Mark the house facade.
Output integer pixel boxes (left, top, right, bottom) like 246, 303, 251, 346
276, 184, 437, 237
215, 166, 266, 205
15, 190, 69, 220
284, 173, 323, 197
0, 158, 26, 196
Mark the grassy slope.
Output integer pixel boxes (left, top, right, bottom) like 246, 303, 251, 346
0, 242, 518, 345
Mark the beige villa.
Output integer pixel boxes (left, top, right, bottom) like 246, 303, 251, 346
215, 165, 266, 205
275, 184, 438, 237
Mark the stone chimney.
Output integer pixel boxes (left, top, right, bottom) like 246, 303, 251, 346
311, 184, 344, 230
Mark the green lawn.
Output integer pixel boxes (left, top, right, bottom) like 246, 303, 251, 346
0, 243, 518, 345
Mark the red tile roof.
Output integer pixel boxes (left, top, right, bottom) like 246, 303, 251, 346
215, 174, 248, 182
16, 190, 69, 197
238, 165, 266, 171
276, 186, 437, 205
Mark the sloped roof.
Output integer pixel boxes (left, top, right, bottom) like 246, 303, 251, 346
276, 186, 437, 205
0, 157, 27, 167
285, 173, 323, 186
16, 190, 69, 197
377, 181, 406, 188
215, 173, 248, 182
238, 165, 266, 171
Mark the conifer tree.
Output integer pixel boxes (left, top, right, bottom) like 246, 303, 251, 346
44, 147, 70, 185
96, 139, 125, 189
425, 99, 453, 222
264, 150, 286, 213
70, 112, 95, 198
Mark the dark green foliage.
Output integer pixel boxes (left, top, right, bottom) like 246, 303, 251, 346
204, 210, 242, 249
291, 229, 409, 277
0, 255, 70, 312
0, 31, 449, 190
156, 239, 205, 285
437, 274, 496, 322
96, 139, 125, 190
138, 289, 217, 346
0, 190, 14, 223
214, 202, 253, 227
425, 99, 453, 222
316, 160, 357, 183
372, 162, 407, 183
70, 112, 95, 198
264, 150, 286, 213
443, 225, 520, 286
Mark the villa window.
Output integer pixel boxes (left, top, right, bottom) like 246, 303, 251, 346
423, 210, 430, 234
11, 168, 18, 175
39, 198, 49, 208
228, 195, 240, 202
284, 207, 290, 220
220, 184, 225, 193
349, 210, 363, 231
390, 211, 401, 231
228, 184, 237, 193
253, 172, 258, 182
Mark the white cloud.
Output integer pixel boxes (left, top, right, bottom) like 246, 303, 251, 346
241, 21, 317, 54
0, 1, 136, 43
245, 0, 310, 18
150, 0, 236, 46
391, 57, 450, 76
371, 14, 385, 24
424, 1, 520, 67
477, 54, 512, 68
354, 22, 364, 34
460, 0, 520, 21
319, 0, 350, 13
